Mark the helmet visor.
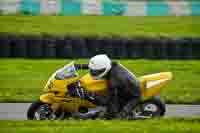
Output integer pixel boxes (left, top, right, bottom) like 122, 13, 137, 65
89, 68, 106, 78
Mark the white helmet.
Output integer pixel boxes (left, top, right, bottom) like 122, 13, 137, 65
88, 54, 111, 79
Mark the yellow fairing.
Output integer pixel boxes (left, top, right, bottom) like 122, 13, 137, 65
43, 76, 79, 96
40, 93, 95, 112
41, 75, 97, 112
80, 74, 108, 95
40, 93, 55, 103
139, 72, 173, 97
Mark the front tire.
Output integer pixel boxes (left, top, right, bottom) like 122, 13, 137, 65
27, 101, 65, 120
27, 101, 45, 120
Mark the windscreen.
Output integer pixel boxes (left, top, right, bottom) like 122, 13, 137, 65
55, 62, 78, 79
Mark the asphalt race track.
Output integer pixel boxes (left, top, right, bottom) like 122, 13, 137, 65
0, 103, 200, 120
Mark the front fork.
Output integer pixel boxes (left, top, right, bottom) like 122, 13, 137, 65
40, 93, 65, 116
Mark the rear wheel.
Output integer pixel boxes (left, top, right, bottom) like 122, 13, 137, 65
134, 97, 166, 119
27, 101, 65, 120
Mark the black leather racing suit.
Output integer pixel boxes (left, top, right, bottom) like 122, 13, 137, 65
75, 62, 141, 116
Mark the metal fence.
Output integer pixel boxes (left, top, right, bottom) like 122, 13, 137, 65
0, 0, 200, 16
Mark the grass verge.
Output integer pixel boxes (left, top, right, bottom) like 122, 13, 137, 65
0, 118, 200, 133
0, 16, 200, 37
0, 59, 200, 104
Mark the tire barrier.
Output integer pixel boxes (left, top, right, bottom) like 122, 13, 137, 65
191, 38, 200, 59
43, 35, 56, 58
26, 35, 43, 58
0, 33, 200, 59
11, 35, 27, 57
55, 36, 65, 58
0, 33, 11, 57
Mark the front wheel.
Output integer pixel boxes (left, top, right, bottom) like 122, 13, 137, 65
134, 97, 166, 119
27, 101, 65, 120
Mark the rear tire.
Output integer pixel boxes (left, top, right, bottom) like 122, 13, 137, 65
140, 96, 166, 117
132, 96, 165, 119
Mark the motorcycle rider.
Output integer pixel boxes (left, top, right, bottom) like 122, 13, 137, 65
74, 54, 141, 119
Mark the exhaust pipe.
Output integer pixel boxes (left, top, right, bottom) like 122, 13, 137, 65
72, 110, 100, 119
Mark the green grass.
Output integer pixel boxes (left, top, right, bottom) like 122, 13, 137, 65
0, 118, 200, 133
0, 59, 200, 104
0, 16, 200, 37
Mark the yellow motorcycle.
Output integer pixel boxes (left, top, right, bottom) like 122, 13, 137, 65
27, 62, 172, 120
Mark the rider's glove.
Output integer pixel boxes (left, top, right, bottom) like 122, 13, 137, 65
68, 81, 95, 102
76, 87, 95, 102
